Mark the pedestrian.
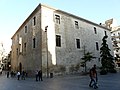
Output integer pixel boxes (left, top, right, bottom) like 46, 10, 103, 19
7, 71, 9, 78
13, 71, 16, 77
38, 70, 43, 81
21, 70, 25, 80
35, 70, 38, 81
89, 64, 98, 88
10, 71, 13, 77
17, 71, 20, 80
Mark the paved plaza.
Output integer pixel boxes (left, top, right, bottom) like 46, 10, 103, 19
0, 71, 120, 90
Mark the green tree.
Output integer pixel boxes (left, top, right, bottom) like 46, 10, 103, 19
100, 35, 115, 73
81, 52, 95, 72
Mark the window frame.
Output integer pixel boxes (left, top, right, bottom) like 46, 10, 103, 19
56, 35, 61, 47
24, 42, 27, 53
55, 14, 60, 24
96, 42, 99, 51
76, 38, 80, 49
33, 16, 36, 26
75, 21, 79, 29
94, 27, 97, 34
25, 25, 27, 33
33, 38, 36, 48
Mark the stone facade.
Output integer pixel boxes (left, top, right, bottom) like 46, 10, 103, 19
11, 4, 113, 76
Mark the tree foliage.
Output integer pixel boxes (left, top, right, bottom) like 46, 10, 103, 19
81, 52, 95, 72
100, 35, 115, 72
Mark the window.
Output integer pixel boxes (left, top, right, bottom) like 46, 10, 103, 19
96, 42, 99, 51
25, 26, 27, 33
75, 21, 79, 29
33, 38, 36, 48
94, 27, 97, 34
19, 37, 22, 53
17, 34, 19, 41
55, 15, 60, 24
56, 35, 61, 47
33, 16, 36, 26
76, 39, 80, 49
24, 43, 26, 52
16, 48, 19, 55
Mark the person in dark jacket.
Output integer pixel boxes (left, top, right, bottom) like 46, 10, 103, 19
38, 70, 43, 81
7, 71, 9, 78
21, 71, 25, 80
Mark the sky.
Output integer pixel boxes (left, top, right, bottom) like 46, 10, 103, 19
0, 0, 120, 54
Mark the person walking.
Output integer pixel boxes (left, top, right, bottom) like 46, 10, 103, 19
17, 71, 20, 80
7, 71, 9, 78
21, 70, 25, 80
38, 70, 43, 81
10, 71, 14, 78
89, 64, 98, 88
35, 70, 38, 81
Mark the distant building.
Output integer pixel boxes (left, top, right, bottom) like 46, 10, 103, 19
11, 4, 113, 76
104, 18, 120, 67
2, 51, 11, 70
0, 42, 5, 70
111, 26, 120, 67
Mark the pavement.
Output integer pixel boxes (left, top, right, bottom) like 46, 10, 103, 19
0, 71, 120, 90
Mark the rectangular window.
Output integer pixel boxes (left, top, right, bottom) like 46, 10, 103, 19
75, 21, 79, 29
33, 38, 36, 48
76, 39, 80, 49
33, 16, 36, 26
56, 35, 61, 47
24, 43, 26, 52
19, 37, 22, 53
25, 26, 27, 33
94, 27, 97, 34
96, 42, 99, 51
55, 15, 60, 24
16, 48, 18, 55
17, 34, 19, 41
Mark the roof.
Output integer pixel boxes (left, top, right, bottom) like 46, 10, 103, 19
41, 4, 110, 30
11, 4, 41, 39
11, 3, 110, 39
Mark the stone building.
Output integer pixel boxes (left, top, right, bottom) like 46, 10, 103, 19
111, 26, 120, 67
11, 4, 113, 76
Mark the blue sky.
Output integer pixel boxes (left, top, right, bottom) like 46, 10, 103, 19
0, 0, 120, 53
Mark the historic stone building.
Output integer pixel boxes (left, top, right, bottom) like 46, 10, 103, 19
11, 4, 113, 76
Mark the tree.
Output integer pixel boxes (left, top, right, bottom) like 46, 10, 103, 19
81, 52, 95, 72
100, 35, 116, 73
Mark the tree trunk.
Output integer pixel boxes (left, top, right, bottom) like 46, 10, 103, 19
85, 63, 87, 72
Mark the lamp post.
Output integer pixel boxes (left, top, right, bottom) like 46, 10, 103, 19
45, 26, 49, 78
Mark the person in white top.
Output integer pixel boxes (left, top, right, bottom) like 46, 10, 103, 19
17, 71, 20, 80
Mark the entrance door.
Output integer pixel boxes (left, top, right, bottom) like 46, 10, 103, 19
19, 62, 22, 73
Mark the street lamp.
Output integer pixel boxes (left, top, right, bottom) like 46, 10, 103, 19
45, 26, 49, 78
